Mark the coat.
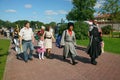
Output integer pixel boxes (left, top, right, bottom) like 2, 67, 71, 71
60, 30, 77, 58
87, 26, 102, 58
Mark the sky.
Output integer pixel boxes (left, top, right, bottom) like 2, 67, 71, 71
0, 0, 105, 23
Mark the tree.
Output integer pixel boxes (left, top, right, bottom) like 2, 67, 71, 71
100, 0, 120, 21
100, 0, 120, 37
14, 20, 29, 28
49, 22, 57, 29
66, 0, 96, 21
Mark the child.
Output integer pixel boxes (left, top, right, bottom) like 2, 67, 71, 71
37, 36, 46, 60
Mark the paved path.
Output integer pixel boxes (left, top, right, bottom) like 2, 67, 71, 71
3, 43, 120, 80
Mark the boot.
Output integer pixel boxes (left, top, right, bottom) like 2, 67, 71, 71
71, 55, 78, 65
91, 58, 97, 65
16, 54, 21, 59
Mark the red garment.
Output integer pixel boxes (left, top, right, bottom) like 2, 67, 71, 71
68, 30, 72, 36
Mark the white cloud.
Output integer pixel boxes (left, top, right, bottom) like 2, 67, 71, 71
5, 9, 16, 13
94, 0, 105, 9
33, 12, 37, 14
45, 10, 58, 15
58, 10, 68, 14
45, 10, 68, 15
24, 4, 32, 8
64, 0, 73, 2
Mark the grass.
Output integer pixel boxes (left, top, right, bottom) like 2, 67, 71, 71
77, 37, 120, 54
0, 39, 10, 80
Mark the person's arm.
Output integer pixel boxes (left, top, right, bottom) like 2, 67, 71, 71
60, 30, 65, 46
73, 31, 77, 46
51, 32, 55, 42
31, 29, 35, 43
19, 30, 23, 46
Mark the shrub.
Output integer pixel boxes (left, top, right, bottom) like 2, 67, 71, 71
102, 25, 113, 34
74, 21, 89, 40
58, 21, 89, 40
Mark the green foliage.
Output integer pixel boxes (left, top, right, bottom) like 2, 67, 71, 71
77, 37, 120, 54
49, 22, 57, 29
58, 23, 67, 35
100, 0, 120, 21
74, 21, 89, 40
102, 25, 113, 34
0, 39, 10, 80
58, 22, 89, 40
66, 0, 96, 21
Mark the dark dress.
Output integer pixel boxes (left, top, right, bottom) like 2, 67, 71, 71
87, 26, 102, 59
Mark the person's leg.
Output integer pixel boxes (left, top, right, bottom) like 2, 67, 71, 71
39, 53, 41, 59
46, 48, 50, 58
42, 52, 44, 59
48, 48, 53, 59
23, 42, 29, 62
70, 52, 78, 65
28, 42, 34, 60
91, 57, 97, 65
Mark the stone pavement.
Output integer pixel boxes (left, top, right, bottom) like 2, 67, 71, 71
3, 43, 120, 80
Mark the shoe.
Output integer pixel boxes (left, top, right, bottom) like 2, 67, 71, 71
16, 55, 21, 60
16, 54, 21, 59
72, 62, 78, 65
25, 60, 28, 63
42, 57, 44, 60
91, 61, 97, 65
29, 58, 33, 61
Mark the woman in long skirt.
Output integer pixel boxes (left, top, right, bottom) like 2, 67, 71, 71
87, 21, 102, 65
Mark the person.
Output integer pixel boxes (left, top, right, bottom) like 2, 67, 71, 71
19, 22, 34, 63
43, 26, 55, 59
60, 22, 78, 65
35, 26, 45, 40
13, 28, 21, 59
87, 20, 102, 65
36, 36, 45, 60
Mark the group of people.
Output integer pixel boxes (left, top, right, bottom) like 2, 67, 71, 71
12, 21, 103, 65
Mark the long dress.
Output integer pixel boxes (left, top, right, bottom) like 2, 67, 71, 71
87, 26, 102, 58
44, 31, 53, 49
60, 30, 77, 58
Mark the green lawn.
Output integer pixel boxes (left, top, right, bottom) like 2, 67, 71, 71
0, 39, 10, 80
77, 37, 120, 54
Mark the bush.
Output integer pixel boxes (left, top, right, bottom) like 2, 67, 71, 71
74, 21, 89, 40
102, 25, 113, 34
58, 21, 89, 40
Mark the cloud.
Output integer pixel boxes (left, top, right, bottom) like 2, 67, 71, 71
5, 9, 16, 13
45, 10, 58, 15
45, 10, 68, 15
24, 4, 32, 8
33, 12, 37, 14
58, 10, 68, 14
64, 0, 73, 2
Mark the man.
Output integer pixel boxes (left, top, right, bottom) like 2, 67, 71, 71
60, 22, 78, 65
87, 20, 102, 65
19, 22, 34, 62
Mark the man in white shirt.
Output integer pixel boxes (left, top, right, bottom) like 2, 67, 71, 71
19, 22, 34, 62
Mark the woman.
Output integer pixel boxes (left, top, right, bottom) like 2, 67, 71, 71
13, 28, 21, 59
60, 22, 78, 65
43, 26, 55, 59
87, 20, 102, 65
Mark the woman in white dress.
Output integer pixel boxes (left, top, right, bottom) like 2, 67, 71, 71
43, 26, 55, 58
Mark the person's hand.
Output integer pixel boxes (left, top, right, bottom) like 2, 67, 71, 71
32, 40, 34, 44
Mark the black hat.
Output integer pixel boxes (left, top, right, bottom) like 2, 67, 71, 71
67, 22, 74, 29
